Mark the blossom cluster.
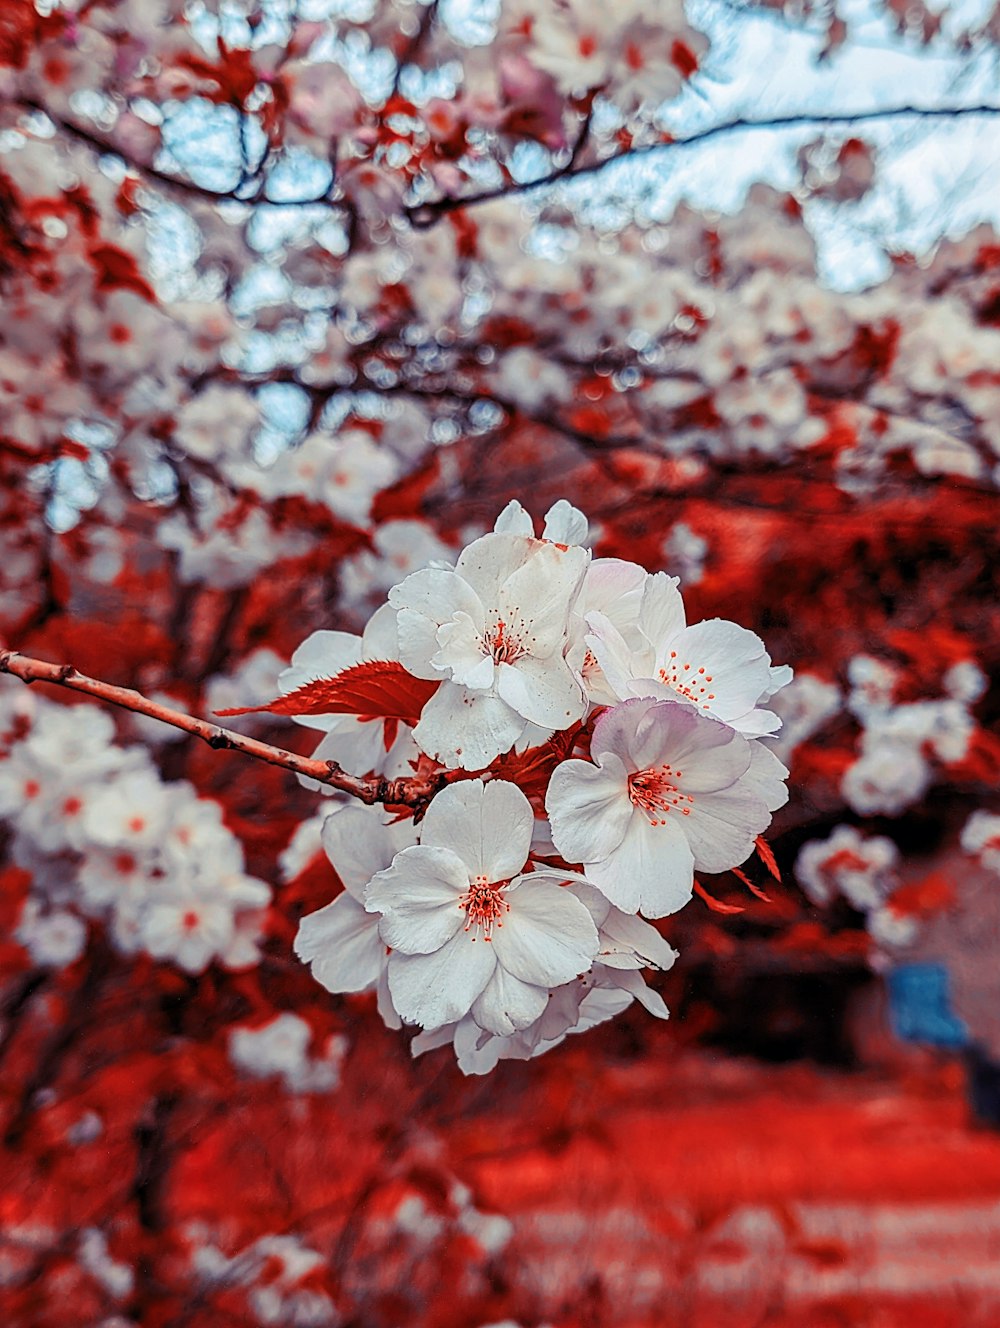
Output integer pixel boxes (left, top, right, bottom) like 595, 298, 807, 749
284, 500, 790, 1072
1, 681, 270, 975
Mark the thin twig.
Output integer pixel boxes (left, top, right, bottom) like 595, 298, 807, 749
405, 102, 1000, 224
0, 649, 444, 810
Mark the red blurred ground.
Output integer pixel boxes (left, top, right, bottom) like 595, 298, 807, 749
7, 966, 1000, 1326
166, 1045, 1000, 1325
460, 1051, 1000, 1326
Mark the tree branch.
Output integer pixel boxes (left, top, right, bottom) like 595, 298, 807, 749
15, 99, 335, 209
406, 102, 1000, 224
0, 649, 444, 811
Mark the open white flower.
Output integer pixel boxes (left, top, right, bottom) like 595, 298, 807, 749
294, 803, 417, 1024
364, 779, 599, 1034
410, 874, 678, 1074
546, 697, 789, 917
586, 571, 792, 736
389, 531, 589, 769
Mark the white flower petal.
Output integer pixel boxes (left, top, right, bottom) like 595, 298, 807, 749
610, 968, 671, 1020
584, 612, 647, 702
387, 929, 497, 1029
390, 568, 485, 676
542, 499, 588, 545
472, 965, 550, 1036
419, 779, 533, 882
638, 572, 686, 646
746, 740, 791, 812
294, 894, 383, 993
496, 541, 589, 659
682, 787, 772, 874
493, 499, 534, 536
585, 811, 695, 918
433, 611, 493, 689
492, 876, 598, 986
496, 654, 586, 730
455, 531, 536, 607
360, 602, 401, 660
320, 803, 416, 898
581, 558, 647, 624
364, 845, 468, 953
596, 908, 679, 971
546, 752, 633, 865
412, 681, 526, 769
394, 608, 445, 681
662, 618, 773, 722
284, 629, 361, 682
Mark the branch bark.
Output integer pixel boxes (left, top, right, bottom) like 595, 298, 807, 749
0, 649, 445, 811
405, 102, 1000, 224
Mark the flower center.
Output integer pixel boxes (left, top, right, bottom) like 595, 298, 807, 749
658, 652, 716, 709
458, 874, 510, 942
487, 618, 526, 666
628, 763, 694, 824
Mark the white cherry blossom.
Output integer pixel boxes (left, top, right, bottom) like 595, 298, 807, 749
389, 531, 589, 769
546, 697, 789, 917
586, 570, 792, 735
364, 780, 599, 1034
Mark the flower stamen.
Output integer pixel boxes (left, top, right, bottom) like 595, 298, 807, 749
628, 763, 695, 825
487, 618, 526, 665
658, 660, 716, 709
458, 874, 510, 941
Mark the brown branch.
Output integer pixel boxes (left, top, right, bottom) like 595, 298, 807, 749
0, 649, 445, 811
15, 99, 336, 209
405, 102, 1000, 225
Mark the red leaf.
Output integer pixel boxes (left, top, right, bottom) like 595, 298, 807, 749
88, 243, 156, 302
732, 866, 771, 903
693, 879, 744, 914
755, 835, 781, 882
670, 39, 701, 77
216, 659, 438, 726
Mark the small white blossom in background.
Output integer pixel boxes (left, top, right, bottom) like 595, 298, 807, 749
204, 648, 289, 736
77, 1229, 134, 1303
15, 900, 88, 969
961, 811, 1000, 875
186, 1228, 338, 1328
766, 672, 841, 764
662, 521, 708, 586
840, 651, 979, 817
228, 1014, 348, 1095
286, 499, 792, 1073
795, 825, 899, 910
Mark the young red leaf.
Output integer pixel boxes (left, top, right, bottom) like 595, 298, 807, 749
755, 835, 781, 882
732, 866, 771, 903
88, 243, 156, 302
215, 659, 439, 726
693, 879, 745, 914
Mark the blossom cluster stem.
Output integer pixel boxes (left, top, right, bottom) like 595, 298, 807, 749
0, 649, 444, 811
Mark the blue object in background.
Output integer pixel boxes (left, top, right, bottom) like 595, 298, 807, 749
887, 963, 970, 1049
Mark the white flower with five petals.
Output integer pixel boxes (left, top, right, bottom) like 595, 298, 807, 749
586, 571, 792, 736
389, 531, 589, 769
364, 779, 599, 1034
546, 697, 789, 917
